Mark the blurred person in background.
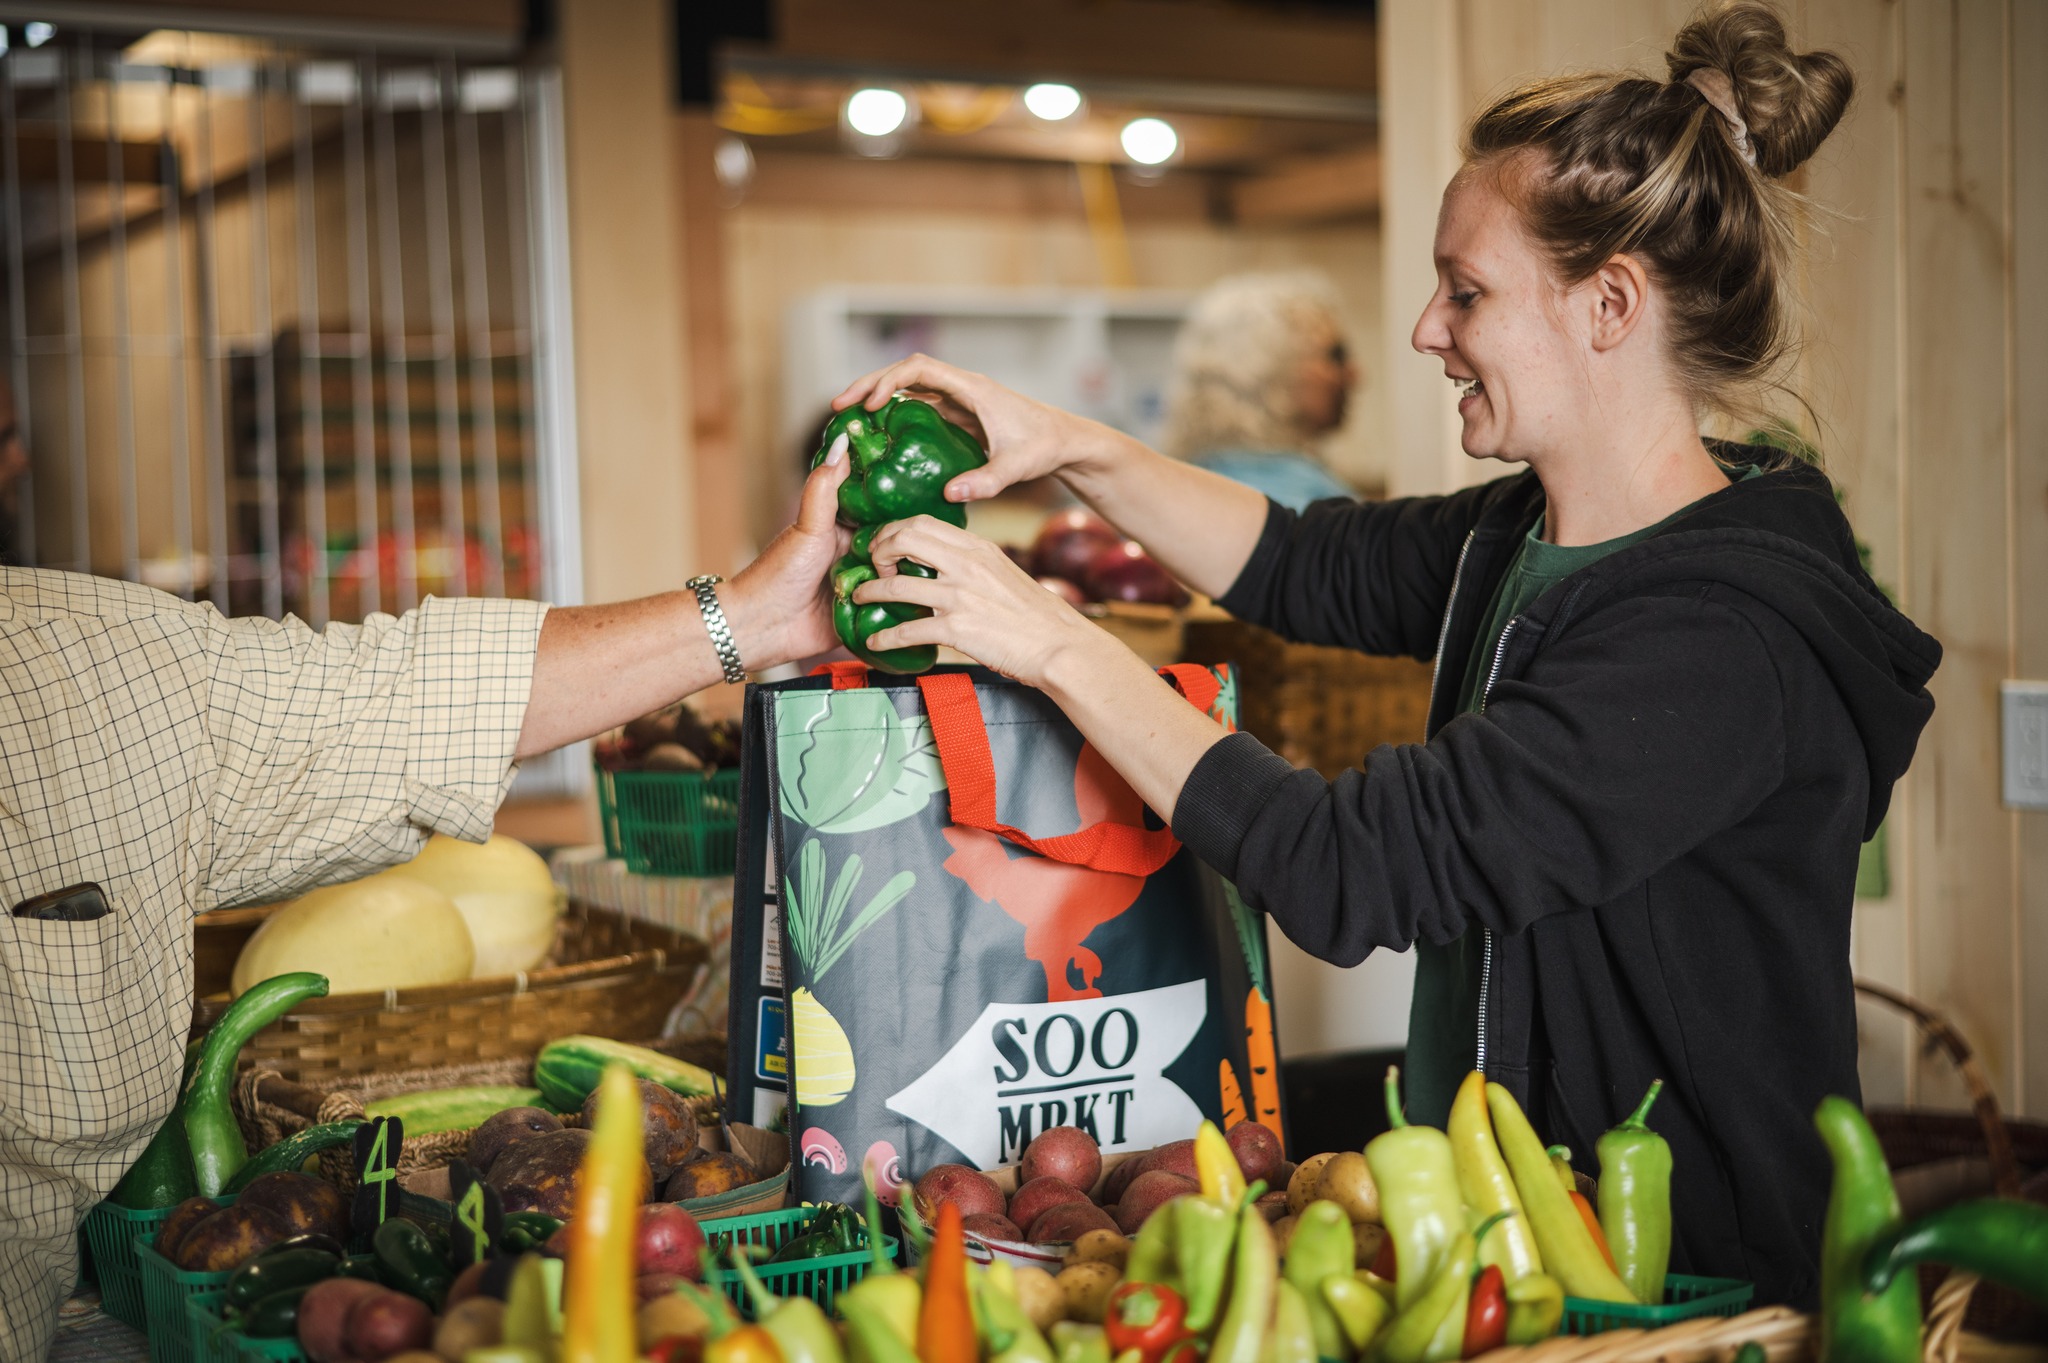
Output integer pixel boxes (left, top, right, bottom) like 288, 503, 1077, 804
1161, 271, 1360, 510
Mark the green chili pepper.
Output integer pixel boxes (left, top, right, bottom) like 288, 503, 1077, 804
1815, 1096, 1921, 1363
1123, 1199, 1179, 1288
1376, 1230, 1476, 1363
816, 397, 987, 530
373, 1217, 451, 1309
1862, 1198, 2048, 1306
498, 1212, 564, 1256
1320, 1275, 1392, 1355
1268, 1281, 1319, 1363
1596, 1080, 1672, 1307
225, 1248, 340, 1309
1485, 1084, 1634, 1304
1283, 1200, 1356, 1360
1051, 1322, 1112, 1363
1208, 1199, 1278, 1363
1365, 1066, 1466, 1311
1173, 1196, 1238, 1333
183, 973, 331, 1196
732, 1250, 847, 1363
222, 1121, 366, 1195
1503, 1273, 1563, 1346
335, 1253, 384, 1282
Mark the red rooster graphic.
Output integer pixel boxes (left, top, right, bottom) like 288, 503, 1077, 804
941, 742, 1149, 1001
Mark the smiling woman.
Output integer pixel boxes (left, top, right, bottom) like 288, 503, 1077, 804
832, 0, 1941, 1312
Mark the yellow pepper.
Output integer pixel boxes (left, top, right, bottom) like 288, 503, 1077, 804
1447, 1072, 1542, 1283
1193, 1121, 1247, 1205
562, 1064, 650, 1363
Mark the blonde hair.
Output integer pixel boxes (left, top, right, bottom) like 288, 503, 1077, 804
1162, 271, 1348, 460
1463, 1, 1853, 425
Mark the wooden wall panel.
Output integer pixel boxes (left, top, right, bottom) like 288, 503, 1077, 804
1897, 0, 2018, 1112
2014, 0, 2048, 1116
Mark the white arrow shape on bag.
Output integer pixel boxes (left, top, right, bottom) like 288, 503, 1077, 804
885, 980, 1209, 1169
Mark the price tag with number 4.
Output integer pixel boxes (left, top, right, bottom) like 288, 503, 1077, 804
351, 1115, 404, 1239
447, 1160, 505, 1267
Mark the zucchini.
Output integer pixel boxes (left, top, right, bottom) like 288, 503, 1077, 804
533, 1036, 716, 1110
362, 1086, 544, 1134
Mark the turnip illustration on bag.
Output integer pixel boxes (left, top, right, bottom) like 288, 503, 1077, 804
724, 662, 1284, 1210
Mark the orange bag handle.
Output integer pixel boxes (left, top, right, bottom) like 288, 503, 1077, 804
913, 664, 1222, 877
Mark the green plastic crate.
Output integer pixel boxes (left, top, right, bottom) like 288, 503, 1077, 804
596, 765, 742, 876
187, 1290, 305, 1363
701, 1206, 897, 1317
83, 1201, 180, 1330
1563, 1275, 1754, 1335
140, 1239, 234, 1363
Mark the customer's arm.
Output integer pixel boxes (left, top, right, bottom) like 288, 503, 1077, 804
514, 449, 849, 757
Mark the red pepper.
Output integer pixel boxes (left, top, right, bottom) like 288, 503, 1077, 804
1158, 1341, 1202, 1363
648, 1338, 706, 1363
1372, 1235, 1398, 1281
1463, 1265, 1507, 1357
1569, 1192, 1620, 1274
1105, 1282, 1194, 1363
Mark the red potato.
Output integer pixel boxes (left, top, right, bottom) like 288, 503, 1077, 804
1020, 1127, 1102, 1196
1115, 1171, 1199, 1235
913, 1164, 1006, 1221
1028, 1199, 1120, 1245
298, 1278, 385, 1363
346, 1289, 435, 1362
961, 1213, 1025, 1243
1143, 1140, 1198, 1183
1100, 1157, 1144, 1208
637, 1203, 706, 1280
1008, 1177, 1090, 1238
1226, 1121, 1285, 1186
1030, 510, 1123, 584
445, 1260, 489, 1309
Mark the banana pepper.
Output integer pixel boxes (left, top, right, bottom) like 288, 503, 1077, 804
1366, 1067, 1466, 1311
562, 1063, 650, 1363
1485, 1084, 1634, 1304
1208, 1200, 1278, 1363
1448, 1071, 1542, 1283
1596, 1080, 1673, 1306
1283, 1200, 1357, 1360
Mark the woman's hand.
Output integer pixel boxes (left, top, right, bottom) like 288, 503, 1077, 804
856, 514, 1109, 688
727, 440, 853, 666
833, 353, 1133, 504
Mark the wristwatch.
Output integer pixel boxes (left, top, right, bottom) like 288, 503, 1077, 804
686, 574, 747, 684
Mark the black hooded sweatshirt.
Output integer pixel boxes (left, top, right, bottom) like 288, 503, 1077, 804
1170, 455, 1940, 1309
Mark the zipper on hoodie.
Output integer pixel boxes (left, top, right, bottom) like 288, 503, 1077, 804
1472, 616, 1520, 1077
1424, 532, 1479, 721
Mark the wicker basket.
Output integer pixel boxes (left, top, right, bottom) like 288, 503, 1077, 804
231, 1036, 729, 1194
192, 902, 709, 1085
1855, 980, 2048, 1342
1180, 615, 1434, 778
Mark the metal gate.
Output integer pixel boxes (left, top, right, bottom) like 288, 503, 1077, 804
0, 21, 584, 789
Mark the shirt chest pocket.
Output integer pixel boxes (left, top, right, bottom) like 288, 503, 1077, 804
0, 905, 183, 1151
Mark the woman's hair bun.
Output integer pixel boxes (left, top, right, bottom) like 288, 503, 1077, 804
1666, 0, 1854, 177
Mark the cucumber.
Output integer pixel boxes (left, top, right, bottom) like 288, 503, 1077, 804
363, 1086, 544, 1133
533, 1036, 716, 1110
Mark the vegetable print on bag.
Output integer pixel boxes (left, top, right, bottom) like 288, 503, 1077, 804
725, 664, 1277, 1208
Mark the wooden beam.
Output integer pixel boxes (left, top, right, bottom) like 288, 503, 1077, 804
742, 148, 1215, 222
31, 0, 524, 53
761, 0, 1376, 98
1230, 144, 1380, 224
675, 111, 751, 576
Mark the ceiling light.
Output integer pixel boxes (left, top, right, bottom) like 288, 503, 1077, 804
1120, 117, 1178, 166
846, 87, 909, 138
24, 21, 55, 47
1023, 83, 1082, 121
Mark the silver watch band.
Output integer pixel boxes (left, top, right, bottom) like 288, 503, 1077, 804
686, 575, 747, 684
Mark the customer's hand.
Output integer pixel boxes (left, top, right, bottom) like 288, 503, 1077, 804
727, 439, 853, 667
831, 354, 1130, 505
856, 514, 1108, 689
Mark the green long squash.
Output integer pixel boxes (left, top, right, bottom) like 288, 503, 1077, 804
364, 1085, 544, 1133
533, 1036, 715, 1110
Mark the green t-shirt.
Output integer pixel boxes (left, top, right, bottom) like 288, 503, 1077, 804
1403, 468, 1763, 1128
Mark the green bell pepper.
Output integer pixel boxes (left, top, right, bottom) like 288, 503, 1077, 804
815, 397, 986, 530
498, 1212, 563, 1256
